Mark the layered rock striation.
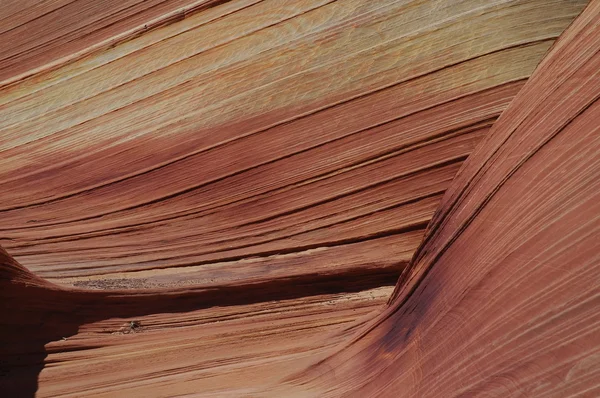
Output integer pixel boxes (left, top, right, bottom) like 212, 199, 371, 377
1, 0, 598, 396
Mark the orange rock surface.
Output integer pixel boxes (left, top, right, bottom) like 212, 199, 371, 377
0, 0, 598, 396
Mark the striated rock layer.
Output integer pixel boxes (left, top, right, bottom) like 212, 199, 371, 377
288, 1, 600, 396
0, 0, 598, 396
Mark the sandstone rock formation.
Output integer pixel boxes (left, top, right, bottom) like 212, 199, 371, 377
1, 0, 598, 396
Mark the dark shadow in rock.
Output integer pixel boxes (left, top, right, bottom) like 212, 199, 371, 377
0, 246, 403, 397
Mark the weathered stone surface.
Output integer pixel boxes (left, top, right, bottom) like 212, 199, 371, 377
0, 0, 597, 396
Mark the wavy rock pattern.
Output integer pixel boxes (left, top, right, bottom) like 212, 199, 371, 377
289, 1, 600, 396
0, 0, 598, 397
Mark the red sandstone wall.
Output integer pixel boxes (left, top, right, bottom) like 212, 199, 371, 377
1, 0, 598, 396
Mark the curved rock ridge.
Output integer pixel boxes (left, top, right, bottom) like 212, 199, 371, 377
0, 0, 597, 397
289, 1, 600, 396
0, 0, 584, 290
